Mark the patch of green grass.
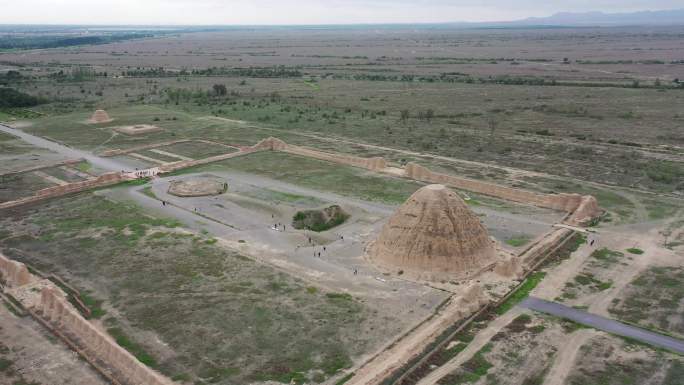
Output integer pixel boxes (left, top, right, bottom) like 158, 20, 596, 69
326, 292, 353, 302
495, 272, 546, 315
107, 327, 158, 368
335, 373, 354, 385
569, 234, 587, 252
198, 365, 240, 383
461, 343, 493, 379
609, 266, 684, 338
444, 342, 468, 359
168, 151, 422, 204
0, 131, 17, 141
75, 161, 91, 173
590, 248, 623, 266
643, 199, 680, 220
243, 188, 324, 206
560, 319, 590, 333
626, 248, 644, 255
35, 194, 179, 246
81, 292, 107, 319
0, 357, 13, 372
141, 186, 157, 199
505, 236, 530, 247
664, 361, 684, 385
171, 373, 192, 382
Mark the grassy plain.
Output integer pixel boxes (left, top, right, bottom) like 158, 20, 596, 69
0, 193, 394, 385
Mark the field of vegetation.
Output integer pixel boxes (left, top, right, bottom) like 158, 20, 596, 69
0, 193, 396, 384
0, 25, 681, 196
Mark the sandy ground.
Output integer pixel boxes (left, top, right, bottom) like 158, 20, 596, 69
0, 306, 107, 385
102, 171, 560, 385
103, 171, 450, 334
532, 222, 682, 384
543, 329, 598, 385
399, 214, 684, 385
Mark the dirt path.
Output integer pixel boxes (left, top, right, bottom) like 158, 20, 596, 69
0, 123, 132, 172
535, 223, 679, 383
414, 307, 524, 385
543, 329, 597, 385
532, 238, 596, 300
589, 227, 680, 318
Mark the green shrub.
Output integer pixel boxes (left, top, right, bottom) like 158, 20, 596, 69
292, 205, 349, 232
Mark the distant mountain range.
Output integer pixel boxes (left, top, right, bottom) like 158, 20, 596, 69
509, 9, 684, 26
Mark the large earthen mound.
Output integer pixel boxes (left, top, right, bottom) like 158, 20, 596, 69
368, 184, 498, 281
168, 178, 227, 197
88, 109, 113, 124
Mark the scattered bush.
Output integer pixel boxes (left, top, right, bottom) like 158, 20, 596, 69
292, 205, 349, 232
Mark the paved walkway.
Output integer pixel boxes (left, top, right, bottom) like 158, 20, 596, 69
0, 124, 130, 172
520, 296, 684, 354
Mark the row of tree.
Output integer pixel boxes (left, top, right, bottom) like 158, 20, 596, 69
0, 87, 45, 108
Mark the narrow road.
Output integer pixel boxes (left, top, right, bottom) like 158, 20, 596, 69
0, 123, 130, 172
520, 297, 684, 354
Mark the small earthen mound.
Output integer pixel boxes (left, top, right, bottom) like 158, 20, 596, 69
88, 109, 113, 124
113, 124, 162, 136
292, 205, 349, 232
368, 184, 498, 281
168, 178, 228, 197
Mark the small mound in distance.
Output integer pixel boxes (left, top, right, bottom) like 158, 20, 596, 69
292, 205, 349, 232
88, 109, 113, 124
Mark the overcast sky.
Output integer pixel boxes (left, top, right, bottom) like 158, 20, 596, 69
0, 0, 682, 25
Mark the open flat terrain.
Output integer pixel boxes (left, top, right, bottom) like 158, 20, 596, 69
0, 24, 682, 385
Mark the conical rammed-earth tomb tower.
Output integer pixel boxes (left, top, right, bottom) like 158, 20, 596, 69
369, 184, 498, 281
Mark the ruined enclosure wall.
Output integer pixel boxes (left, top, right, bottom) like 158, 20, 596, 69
253, 138, 600, 224
0, 159, 83, 178
0, 254, 34, 287
519, 228, 574, 267
404, 162, 600, 223
35, 288, 174, 385
284, 146, 387, 171
0, 253, 175, 385
158, 147, 256, 174
0, 172, 129, 210
253, 136, 387, 171
566, 195, 600, 226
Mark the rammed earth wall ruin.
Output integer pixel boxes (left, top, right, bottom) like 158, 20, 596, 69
254, 137, 600, 225
0, 254, 34, 287
0, 253, 175, 385
403, 162, 599, 225
0, 135, 600, 226
0, 172, 129, 210
253, 137, 387, 171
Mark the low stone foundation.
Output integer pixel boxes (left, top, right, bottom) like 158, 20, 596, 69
112, 124, 162, 136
